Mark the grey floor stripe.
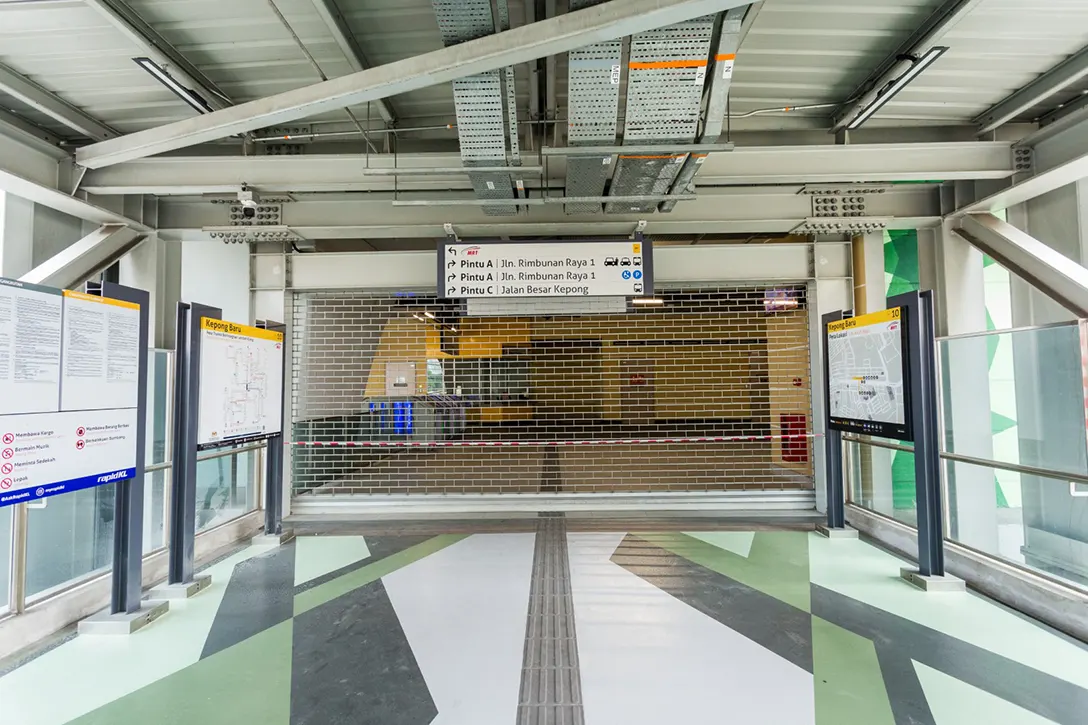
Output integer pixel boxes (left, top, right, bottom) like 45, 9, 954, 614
517, 516, 585, 725
875, 646, 936, 725
291, 578, 436, 725
812, 585, 1088, 725
201, 544, 296, 660
611, 534, 813, 672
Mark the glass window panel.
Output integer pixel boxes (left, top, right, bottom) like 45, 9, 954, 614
142, 469, 168, 553
195, 449, 258, 533
848, 440, 917, 528
946, 457, 1088, 593
25, 483, 116, 599
0, 506, 11, 612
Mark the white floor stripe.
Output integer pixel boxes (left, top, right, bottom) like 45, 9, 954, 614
383, 533, 536, 725
568, 532, 815, 725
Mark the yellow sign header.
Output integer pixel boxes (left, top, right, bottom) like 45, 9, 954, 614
827, 307, 901, 334
64, 289, 140, 310
201, 317, 284, 342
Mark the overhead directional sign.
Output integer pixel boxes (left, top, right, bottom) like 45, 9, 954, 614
438, 239, 653, 298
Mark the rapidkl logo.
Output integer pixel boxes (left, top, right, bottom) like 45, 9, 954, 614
465, 246, 481, 256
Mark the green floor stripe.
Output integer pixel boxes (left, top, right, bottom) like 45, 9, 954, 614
293, 534, 468, 616
812, 616, 896, 725
68, 620, 293, 725
640, 531, 811, 611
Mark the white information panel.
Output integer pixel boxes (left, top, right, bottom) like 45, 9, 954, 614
827, 307, 910, 440
60, 290, 141, 411
0, 278, 143, 507
439, 239, 653, 298
197, 318, 284, 450
0, 409, 138, 506
0, 280, 63, 415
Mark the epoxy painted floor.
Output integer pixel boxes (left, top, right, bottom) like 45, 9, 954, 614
2, 518, 1087, 725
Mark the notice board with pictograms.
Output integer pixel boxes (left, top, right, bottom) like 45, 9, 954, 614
0, 279, 140, 507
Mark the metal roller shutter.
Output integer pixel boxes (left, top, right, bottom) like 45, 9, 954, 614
290, 285, 814, 496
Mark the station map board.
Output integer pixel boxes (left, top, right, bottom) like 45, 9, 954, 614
827, 307, 912, 441
0, 280, 140, 507
197, 319, 284, 450
439, 239, 653, 298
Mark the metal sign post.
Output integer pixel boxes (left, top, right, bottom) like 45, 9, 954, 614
254, 320, 291, 546
157, 301, 220, 599
818, 309, 850, 537
889, 290, 958, 589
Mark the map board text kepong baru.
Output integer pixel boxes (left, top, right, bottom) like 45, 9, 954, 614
197, 318, 284, 450
826, 307, 913, 441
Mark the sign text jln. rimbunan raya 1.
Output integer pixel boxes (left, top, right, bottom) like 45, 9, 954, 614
438, 240, 654, 298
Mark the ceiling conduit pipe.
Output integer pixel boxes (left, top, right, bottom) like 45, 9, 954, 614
605, 12, 718, 214
660, 5, 746, 213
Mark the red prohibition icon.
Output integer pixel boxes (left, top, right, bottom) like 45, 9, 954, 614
1, 449, 13, 459
77, 427, 85, 437
2, 433, 13, 445
0, 479, 11, 490
1, 463, 12, 475
76, 439, 86, 451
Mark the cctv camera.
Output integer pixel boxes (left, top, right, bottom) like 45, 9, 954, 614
237, 185, 259, 219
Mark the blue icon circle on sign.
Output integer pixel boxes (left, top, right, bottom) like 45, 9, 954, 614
622, 270, 632, 280
633, 270, 643, 280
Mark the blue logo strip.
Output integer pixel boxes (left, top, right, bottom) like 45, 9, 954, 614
0, 468, 136, 508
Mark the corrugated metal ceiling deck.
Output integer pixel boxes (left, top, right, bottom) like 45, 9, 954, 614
0, 0, 1086, 142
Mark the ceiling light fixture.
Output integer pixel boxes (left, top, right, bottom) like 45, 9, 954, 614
424, 311, 436, 319
846, 47, 949, 130
633, 298, 665, 306
133, 57, 213, 115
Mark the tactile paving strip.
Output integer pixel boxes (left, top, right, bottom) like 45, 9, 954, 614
517, 515, 585, 725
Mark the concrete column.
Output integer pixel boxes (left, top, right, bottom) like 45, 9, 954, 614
119, 236, 181, 349
0, 191, 34, 279
935, 221, 999, 552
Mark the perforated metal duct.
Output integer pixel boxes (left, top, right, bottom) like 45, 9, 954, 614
606, 16, 716, 215
563, 0, 623, 215
432, 0, 520, 216
660, 6, 746, 213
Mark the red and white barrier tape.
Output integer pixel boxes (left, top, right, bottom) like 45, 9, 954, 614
285, 434, 821, 448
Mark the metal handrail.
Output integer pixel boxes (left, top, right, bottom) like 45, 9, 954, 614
145, 441, 268, 473
935, 320, 1078, 342
844, 435, 1088, 484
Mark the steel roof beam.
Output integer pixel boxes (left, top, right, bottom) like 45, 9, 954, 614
80, 142, 1014, 195
0, 161, 151, 229
83, 0, 232, 112
20, 224, 146, 290
831, 0, 984, 131
0, 108, 66, 151
952, 147, 1088, 214
75, 0, 752, 169
157, 185, 940, 239
975, 45, 1088, 135
307, 0, 395, 123
0, 61, 117, 141
954, 213, 1088, 318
